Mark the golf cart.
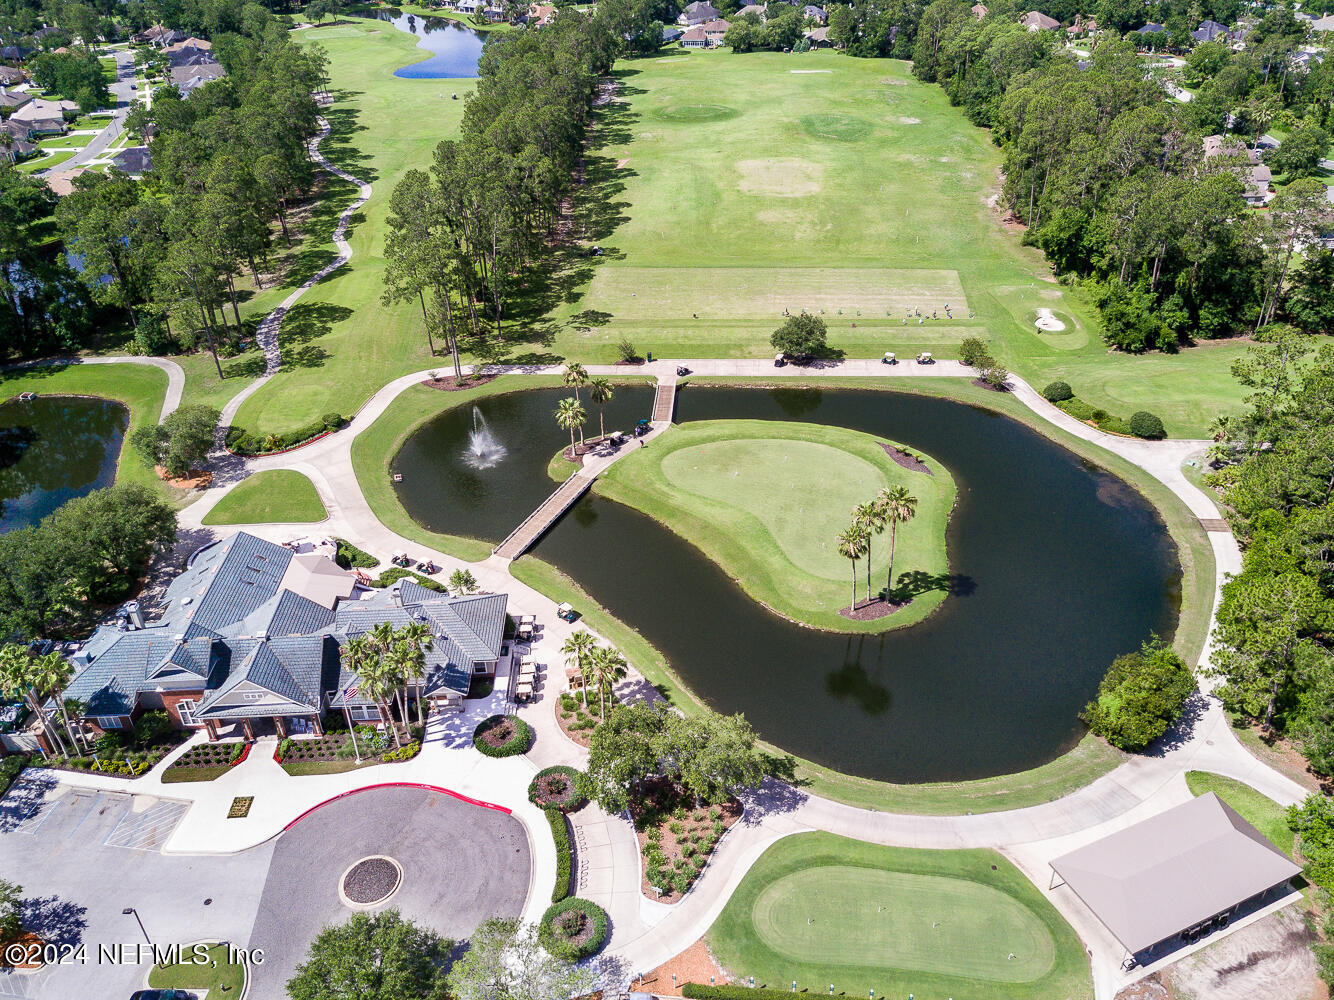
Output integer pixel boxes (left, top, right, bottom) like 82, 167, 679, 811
882, 352, 897, 365
676, 365, 690, 376
634, 418, 650, 437
916, 352, 934, 364
556, 602, 579, 622
774, 353, 786, 367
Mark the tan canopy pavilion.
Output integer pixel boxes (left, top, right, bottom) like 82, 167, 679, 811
1050, 793, 1301, 960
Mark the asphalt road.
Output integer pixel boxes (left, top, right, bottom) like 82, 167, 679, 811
40, 47, 137, 178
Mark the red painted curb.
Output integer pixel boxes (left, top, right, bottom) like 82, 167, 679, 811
283, 782, 512, 832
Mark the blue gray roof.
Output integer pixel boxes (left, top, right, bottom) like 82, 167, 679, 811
160, 532, 293, 637
194, 636, 336, 720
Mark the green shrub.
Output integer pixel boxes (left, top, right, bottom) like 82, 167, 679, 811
369, 567, 447, 592
1057, 397, 1096, 421
472, 714, 534, 758
382, 741, 420, 762
333, 538, 378, 570
958, 336, 993, 367
539, 897, 608, 960
683, 985, 804, 1000
228, 741, 247, 763
617, 338, 639, 363
93, 732, 125, 759
132, 710, 172, 747
321, 412, 346, 430
528, 765, 590, 811
0, 754, 28, 797
547, 807, 573, 902
1042, 380, 1074, 402
1129, 410, 1166, 439
1080, 639, 1195, 751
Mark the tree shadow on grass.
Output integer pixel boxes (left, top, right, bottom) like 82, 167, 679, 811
272, 302, 352, 371
318, 94, 377, 183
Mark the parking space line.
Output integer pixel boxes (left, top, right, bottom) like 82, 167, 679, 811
19, 791, 67, 836
104, 800, 188, 852
98, 796, 135, 847
65, 793, 102, 839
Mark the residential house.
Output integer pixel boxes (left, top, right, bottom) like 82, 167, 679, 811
135, 24, 187, 48
681, 25, 708, 46
63, 532, 509, 741
803, 5, 827, 23
0, 66, 25, 86
1067, 13, 1096, 35
170, 59, 226, 96
702, 18, 731, 43
31, 26, 60, 42
1312, 12, 1334, 32
484, 5, 506, 22
457, 0, 483, 14
528, 3, 557, 24
679, 1, 722, 25
0, 46, 28, 63
1136, 21, 1166, 35
970, 3, 988, 18
0, 87, 31, 111
0, 134, 35, 163
1203, 134, 1272, 204
1019, 10, 1059, 31
662, 25, 684, 42
163, 37, 213, 65
1192, 19, 1228, 42
110, 145, 152, 176
736, 4, 766, 19
804, 25, 832, 45
10, 97, 75, 135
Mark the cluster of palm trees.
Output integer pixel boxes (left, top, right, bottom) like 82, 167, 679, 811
339, 622, 435, 747
559, 629, 628, 717
835, 486, 919, 609
0, 644, 83, 758
555, 364, 616, 454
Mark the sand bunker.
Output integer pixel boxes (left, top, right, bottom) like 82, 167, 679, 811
1035, 308, 1067, 332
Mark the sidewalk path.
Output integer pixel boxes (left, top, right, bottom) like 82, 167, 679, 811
3, 355, 184, 424
218, 113, 373, 429
164, 357, 1292, 998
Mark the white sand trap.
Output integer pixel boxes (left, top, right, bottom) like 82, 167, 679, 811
738, 158, 824, 197
898, 116, 921, 124
790, 69, 833, 73
1035, 308, 1066, 332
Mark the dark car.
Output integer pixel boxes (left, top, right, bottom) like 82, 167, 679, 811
131, 990, 197, 1000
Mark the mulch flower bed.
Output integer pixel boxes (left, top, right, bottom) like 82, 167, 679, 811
169, 742, 248, 772
555, 691, 614, 748
879, 442, 932, 475
529, 765, 589, 811
838, 596, 910, 622
971, 377, 1011, 393
342, 856, 401, 904
632, 779, 743, 903
421, 373, 498, 392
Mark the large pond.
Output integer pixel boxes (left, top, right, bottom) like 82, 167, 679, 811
0, 395, 128, 533
365, 9, 486, 79
393, 386, 1181, 782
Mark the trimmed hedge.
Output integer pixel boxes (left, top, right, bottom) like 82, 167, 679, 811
0, 754, 28, 797
1042, 380, 1073, 402
333, 537, 378, 570
529, 765, 589, 812
370, 567, 447, 592
472, 714, 533, 757
225, 412, 346, 456
683, 987, 801, 1000
539, 897, 608, 960
547, 807, 573, 902
1129, 410, 1166, 439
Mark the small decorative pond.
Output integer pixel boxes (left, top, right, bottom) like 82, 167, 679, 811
0, 394, 128, 533
365, 9, 486, 79
393, 386, 1181, 783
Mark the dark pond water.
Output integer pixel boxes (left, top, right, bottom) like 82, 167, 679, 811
0, 395, 128, 533
393, 386, 1181, 782
366, 9, 486, 78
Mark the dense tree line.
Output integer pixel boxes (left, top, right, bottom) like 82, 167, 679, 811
908, 1, 1333, 350
29, 49, 109, 110
1205, 337, 1334, 775
383, 12, 614, 373
49, 6, 325, 370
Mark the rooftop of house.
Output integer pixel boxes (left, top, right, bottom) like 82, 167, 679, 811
109, 145, 152, 175
1020, 10, 1060, 29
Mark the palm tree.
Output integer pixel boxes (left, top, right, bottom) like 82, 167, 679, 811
35, 652, 80, 755
563, 363, 589, 402
367, 621, 405, 724
555, 396, 588, 452
448, 568, 479, 595
588, 645, 627, 719
588, 376, 614, 439
876, 486, 918, 602
0, 644, 61, 758
853, 500, 886, 603
560, 629, 598, 707
398, 621, 434, 727
1208, 415, 1231, 443
836, 525, 868, 611
342, 635, 400, 748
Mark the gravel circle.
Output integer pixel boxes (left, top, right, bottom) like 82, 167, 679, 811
340, 855, 403, 907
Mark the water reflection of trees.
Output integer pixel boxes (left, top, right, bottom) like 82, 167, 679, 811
0, 398, 128, 526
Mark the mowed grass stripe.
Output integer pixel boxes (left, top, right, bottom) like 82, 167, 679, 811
752, 866, 1055, 982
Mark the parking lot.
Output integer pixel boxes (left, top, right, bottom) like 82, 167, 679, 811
0, 775, 274, 1000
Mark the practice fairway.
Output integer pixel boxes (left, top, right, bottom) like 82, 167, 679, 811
708, 832, 1092, 1000
203, 470, 327, 525
597, 419, 954, 632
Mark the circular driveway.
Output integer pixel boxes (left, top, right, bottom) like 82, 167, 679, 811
246, 785, 531, 996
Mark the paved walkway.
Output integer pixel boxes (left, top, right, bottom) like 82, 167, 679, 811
161, 358, 1293, 997
3, 355, 184, 424
217, 112, 373, 428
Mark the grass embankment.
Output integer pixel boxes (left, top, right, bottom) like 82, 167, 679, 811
707, 832, 1092, 1000
147, 942, 247, 995
1186, 771, 1296, 856
228, 20, 476, 437
539, 49, 1271, 436
593, 419, 955, 633
0, 363, 176, 498
202, 470, 328, 525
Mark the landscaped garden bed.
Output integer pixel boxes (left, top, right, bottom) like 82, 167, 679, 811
529, 765, 590, 812
473, 714, 533, 757
275, 728, 421, 774
162, 740, 250, 783
34, 713, 188, 780
633, 779, 743, 903
555, 691, 616, 748
539, 897, 609, 960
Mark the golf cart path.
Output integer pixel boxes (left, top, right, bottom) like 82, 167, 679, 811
2, 355, 184, 424
164, 357, 1289, 999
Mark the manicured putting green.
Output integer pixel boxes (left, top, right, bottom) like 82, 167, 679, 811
708, 832, 1092, 1000
596, 419, 955, 633
752, 866, 1054, 982
203, 470, 327, 525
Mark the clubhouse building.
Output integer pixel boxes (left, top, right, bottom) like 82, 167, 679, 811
63, 532, 507, 741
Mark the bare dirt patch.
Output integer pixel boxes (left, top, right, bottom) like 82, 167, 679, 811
898, 116, 921, 124
421, 373, 499, 392
737, 158, 823, 197
616, 157, 630, 168
156, 466, 212, 490
1159, 907, 1321, 1000
879, 442, 932, 474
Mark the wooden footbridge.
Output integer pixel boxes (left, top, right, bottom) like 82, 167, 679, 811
491, 377, 678, 561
